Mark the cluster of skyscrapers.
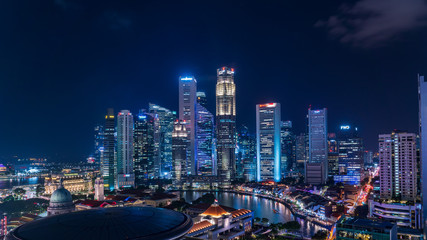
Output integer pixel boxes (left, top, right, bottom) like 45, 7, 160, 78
93, 67, 373, 190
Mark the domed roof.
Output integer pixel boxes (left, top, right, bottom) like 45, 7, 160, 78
50, 185, 72, 203
200, 203, 230, 217
5, 207, 193, 240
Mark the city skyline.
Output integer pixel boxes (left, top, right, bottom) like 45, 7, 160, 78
0, 1, 425, 163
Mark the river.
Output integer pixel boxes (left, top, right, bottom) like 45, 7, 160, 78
0, 177, 44, 189
181, 191, 325, 237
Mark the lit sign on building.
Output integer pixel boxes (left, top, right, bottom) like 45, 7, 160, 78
259, 103, 277, 108
340, 125, 350, 130
180, 77, 193, 81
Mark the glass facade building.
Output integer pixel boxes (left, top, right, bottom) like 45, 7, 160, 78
280, 120, 295, 178
101, 108, 115, 191
172, 120, 189, 182
116, 110, 135, 188
195, 103, 215, 175
256, 103, 281, 182
237, 125, 256, 182
216, 67, 236, 187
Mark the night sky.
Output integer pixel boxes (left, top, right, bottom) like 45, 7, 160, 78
0, 0, 426, 162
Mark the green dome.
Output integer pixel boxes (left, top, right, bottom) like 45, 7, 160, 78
50, 187, 72, 203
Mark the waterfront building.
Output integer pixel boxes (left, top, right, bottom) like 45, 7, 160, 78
134, 110, 159, 183
327, 133, 339, 179
237, 125, 256, 182
179, 76, 197, 175
102, 108, 115, 190
306, 108, 328, 185
94, 177, 104, 201
417, 74, 427, 230
45, 174, 93, 194
256, 103, 281, 182
47, 180, 75, 216
6, 207, 193, 240
379, 131, 417, 201
336, 217, 397, 240
196, 102, 215, 175
116, 110, 135, 188
149, 103, 176, 177
280, 120, 296, 178
216, 67, 236, 187
186, 202, 253, 240
334, 125, 363, 185
172, 120, 189, 182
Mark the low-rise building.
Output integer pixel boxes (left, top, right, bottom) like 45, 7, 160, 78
336, 217, 397, 240
369, 200, 422, 229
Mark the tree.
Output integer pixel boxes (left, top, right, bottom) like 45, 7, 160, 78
312, 230, 328, 240
13, 188, 26, 197
261, 217, 269, 223
283, 221, 301, 231
254, 217, 260, 222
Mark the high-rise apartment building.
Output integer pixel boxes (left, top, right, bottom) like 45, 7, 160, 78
102, 108, 115, 190
335, 125, 363, 185
281, 121, 295, 178
379, 131, 417, 201
172, 120, 188, 182
195, 102, 215, 175
116, 110, 135, 188
256, 103, 281, 182
179, 76, 197, 176
216, 67, 236, 187
134, 110, 158, 184
306, 108, 328, 185
149, 103, 176, 177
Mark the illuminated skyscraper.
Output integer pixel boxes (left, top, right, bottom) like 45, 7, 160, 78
379, 131, 417, 201
172, 120, 188, 182
133, 110, 158, 184
418, 74, 427, 230
281, 121, 295, 178
327, 133, 339, 179
334, 125, 363, 185
197, 91, 207, 107
216, 67, 236, 187
196, 102, 215, 175
237, 125, 256, 182
306, 108, 328, 185
94, 124, 104, 165
149, 103, 176, 177
179, 76, 197, 175
256, 103, 281, 182
295, 133, 307, 172
116, 110, 135, 188
102, 108, 115, 190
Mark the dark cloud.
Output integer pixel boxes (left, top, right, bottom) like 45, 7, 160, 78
102, 11, 132, 30
315, 0, 427, 47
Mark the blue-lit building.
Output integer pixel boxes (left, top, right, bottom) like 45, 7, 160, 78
306, 108, 328, 185
134, 110, 158, 184
327, 133, 339, 179
149, 103, 176, 178
280, 120, 295, 178
196, 102, 215, 175
237, 125, 256, 182
116, 110, 135, 188
334, 125, 363, 185
256, 103, 281, 182
93, 125, 104, 165
417, 74, 427, 232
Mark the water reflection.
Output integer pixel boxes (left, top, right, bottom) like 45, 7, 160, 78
181, 191, 325, 237
0, 177, 43, 189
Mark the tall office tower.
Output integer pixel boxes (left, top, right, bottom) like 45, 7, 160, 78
237, 125, 256, 182
134, 110, 158, 184
149, 104, 176, 178
256, 103, 281, 182
306, 108, 328, 185
295, 133, 307, 172
280, 121, 295, 178
363, 151, 373, 165
197, 91, 208, 107
172, 120, 188, 182
216, 67, 236, 187
327, 133, 339, 179
179, 76, 197, 175
94, 177, 104, 201
418, 74, 427, 229
116, 110, 135, 188
102, 108, 115, 190
379, 131, 417, 201
335, 125, 363, 185
94, 125, 104, 165
196, 102, 215, 175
